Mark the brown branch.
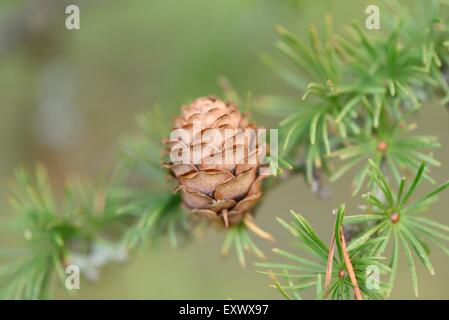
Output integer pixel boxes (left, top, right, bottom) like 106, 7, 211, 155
339, 226, 363, 300
323, 232, 336, 299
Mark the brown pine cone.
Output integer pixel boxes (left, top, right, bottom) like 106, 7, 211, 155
165, 96, 268, 227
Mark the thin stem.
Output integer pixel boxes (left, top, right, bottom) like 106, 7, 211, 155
243, 215, 275, 242
339, 226, 363, 300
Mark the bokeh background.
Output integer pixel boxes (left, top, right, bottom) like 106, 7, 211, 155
0, 0, 448, 299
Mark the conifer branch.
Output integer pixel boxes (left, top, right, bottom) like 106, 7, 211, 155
1, 0, 449, 300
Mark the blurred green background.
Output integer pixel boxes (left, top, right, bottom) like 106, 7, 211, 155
0, 0, 448, 299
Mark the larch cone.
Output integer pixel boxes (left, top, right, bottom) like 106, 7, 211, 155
165, 96, 269, 227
